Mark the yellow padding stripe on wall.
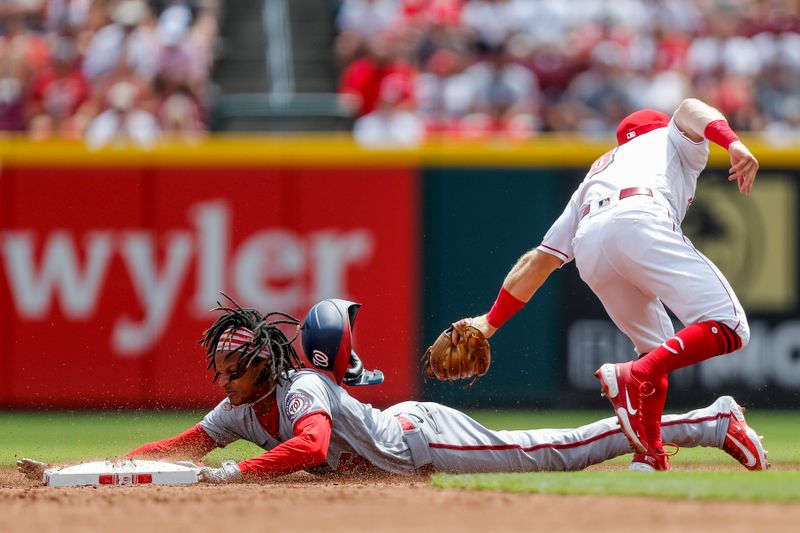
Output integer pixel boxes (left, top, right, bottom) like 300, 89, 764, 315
0, 135, 795, 168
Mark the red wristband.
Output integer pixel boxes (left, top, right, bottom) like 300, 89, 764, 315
486, 287, 525, 329
703, 119, 739, 149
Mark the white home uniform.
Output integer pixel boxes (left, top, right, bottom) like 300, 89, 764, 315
538, 118, 749, 354
199, 370, 738, 474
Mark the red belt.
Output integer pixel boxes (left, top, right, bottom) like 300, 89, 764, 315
579, 187, 653, 219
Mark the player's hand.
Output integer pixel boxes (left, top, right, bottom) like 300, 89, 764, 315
450, 315, 497, 345
727, 140, 758, 195
197, 460, 243, 484
16, 458, 50, 481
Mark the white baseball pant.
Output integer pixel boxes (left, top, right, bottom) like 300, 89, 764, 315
572, 196, 749, 354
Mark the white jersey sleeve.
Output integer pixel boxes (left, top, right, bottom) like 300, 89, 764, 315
279, 373, 333, 434
667, 117, 709, 177
537, 188, 581, 265
198, 400, 244, 447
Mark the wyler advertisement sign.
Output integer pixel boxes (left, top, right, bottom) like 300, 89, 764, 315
559, 170, 800, 407
0, 166, 419, 408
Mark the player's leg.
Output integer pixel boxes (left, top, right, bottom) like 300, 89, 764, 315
660, 396, 768, 470
606, 221, 749, 462
573, 209, 675, 355
407, 398, 765, 473
591, 212, 748, 462
660, 395, 737, 448
610, 220, 749, 377
410, 402, 632, 473
575, 270, 674, 357
574, 220, 674, 458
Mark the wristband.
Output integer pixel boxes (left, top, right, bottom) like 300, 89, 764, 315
486, 287, 525, 329
704, 119, 739, 149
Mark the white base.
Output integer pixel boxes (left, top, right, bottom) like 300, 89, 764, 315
45, 460, 198, 487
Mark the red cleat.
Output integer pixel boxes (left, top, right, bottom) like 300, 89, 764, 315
595, 362, 651, 453
629, 450, 671, 472
723, 400, 769, 471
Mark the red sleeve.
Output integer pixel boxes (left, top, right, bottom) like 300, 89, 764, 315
125, 424, 219, 460
237, 412, 332, 478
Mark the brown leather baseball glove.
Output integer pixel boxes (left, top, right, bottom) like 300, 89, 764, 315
422, 322, 491, 386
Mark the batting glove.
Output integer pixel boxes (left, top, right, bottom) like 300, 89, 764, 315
16, 458, 57, 481
197, 460, 243, 484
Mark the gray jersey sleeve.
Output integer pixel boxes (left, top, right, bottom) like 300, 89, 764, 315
198, 399, 241, 447
280, 372, 333, 435
667, 117, 709, 177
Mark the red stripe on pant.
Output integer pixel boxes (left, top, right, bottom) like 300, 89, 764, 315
427, 413, 731, 453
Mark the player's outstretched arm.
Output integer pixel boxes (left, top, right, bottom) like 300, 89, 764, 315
17, 425, 220, 482
124, 424, 219, 462
197, 412, 333, 484
455, 249, 563, 340
673, 98, 758, 195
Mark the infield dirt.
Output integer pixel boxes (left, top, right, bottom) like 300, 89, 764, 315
2, 468, 798, 533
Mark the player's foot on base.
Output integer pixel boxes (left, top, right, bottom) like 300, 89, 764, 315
721, 398, 769, 471
628, 450, 671, 472
595, 362, 652, 454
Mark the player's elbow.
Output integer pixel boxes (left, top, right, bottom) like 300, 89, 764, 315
678, 98, 703, 111
307, 444, 328, 466
517, 249, 557, 275
304, 434, 330, 466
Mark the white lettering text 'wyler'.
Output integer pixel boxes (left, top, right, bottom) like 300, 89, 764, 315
0, 202, 375, 356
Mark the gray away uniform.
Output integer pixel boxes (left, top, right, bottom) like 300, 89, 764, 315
199, 370, 736, 474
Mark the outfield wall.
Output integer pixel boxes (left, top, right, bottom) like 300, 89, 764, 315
0, 136, 798, 409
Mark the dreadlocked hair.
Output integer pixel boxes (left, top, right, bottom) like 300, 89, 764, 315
200, 293, 303, 394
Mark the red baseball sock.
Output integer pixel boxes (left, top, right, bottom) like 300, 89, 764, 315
633, 321, 742, 380
641, 373, 668, 451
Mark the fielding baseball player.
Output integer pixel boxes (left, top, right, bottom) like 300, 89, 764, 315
444, 98, 760, 471
19, 297, 767, 483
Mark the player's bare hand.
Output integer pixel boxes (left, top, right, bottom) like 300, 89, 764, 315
450, 315, 497, 345
16, 458, 49, 480
727, 140, 758, 195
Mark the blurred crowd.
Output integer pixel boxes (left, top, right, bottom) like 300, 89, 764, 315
0, 0, 219, 147
336, 0, 800, 146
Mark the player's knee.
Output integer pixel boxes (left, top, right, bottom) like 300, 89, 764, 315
734, 319, 750, 350
715, 318, 749, 353
705, 318, 747, 354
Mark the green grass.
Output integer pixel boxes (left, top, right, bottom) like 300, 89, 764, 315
2, 409, 798, 467
436, 409, 800, 503
432, 471, 800, 502
0, 411, 264, 467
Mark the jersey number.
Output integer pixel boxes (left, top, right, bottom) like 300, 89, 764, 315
336, 452, 373, 472
588, 148, 617, 177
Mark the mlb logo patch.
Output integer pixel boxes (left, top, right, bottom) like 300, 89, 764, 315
627, 131, 636, 139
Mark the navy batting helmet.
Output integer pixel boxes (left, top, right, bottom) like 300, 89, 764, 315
301, 298, 361, 384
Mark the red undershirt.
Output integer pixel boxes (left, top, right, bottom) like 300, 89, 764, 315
125, 402, 332, 479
